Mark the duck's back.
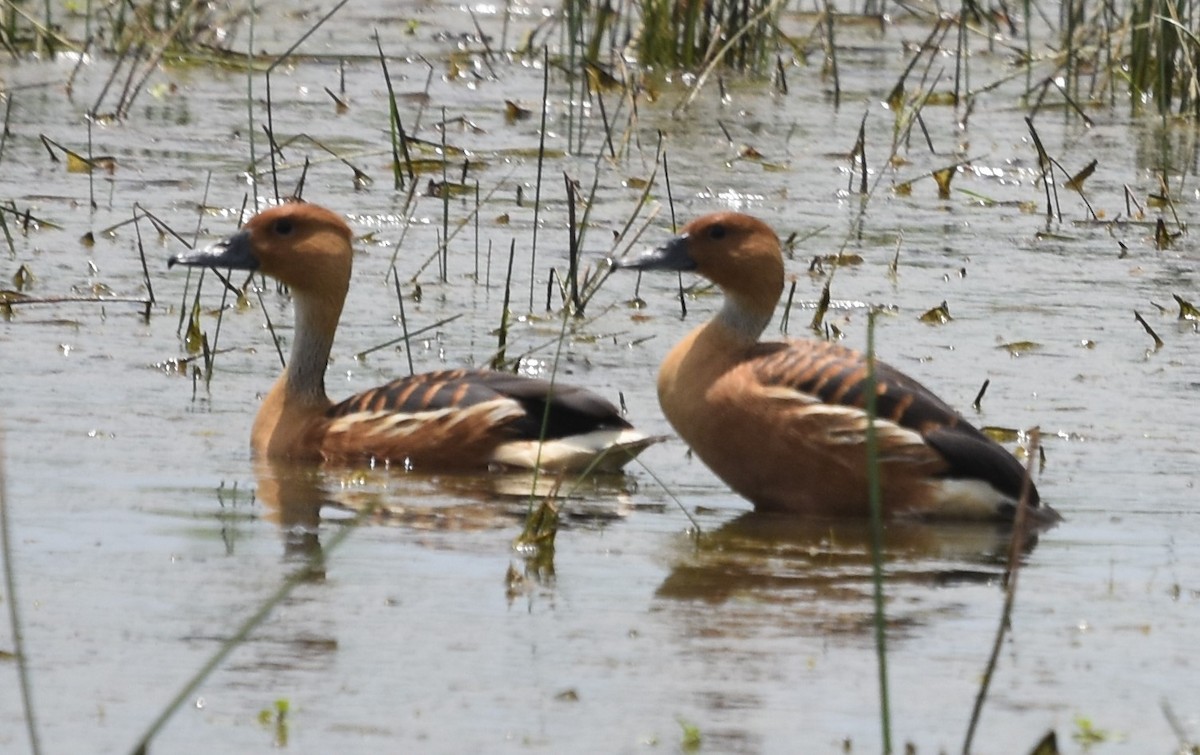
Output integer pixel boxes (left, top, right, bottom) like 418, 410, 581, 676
319, 369, 649, 471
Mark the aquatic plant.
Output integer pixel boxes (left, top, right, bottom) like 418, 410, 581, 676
635, 0, 785, 72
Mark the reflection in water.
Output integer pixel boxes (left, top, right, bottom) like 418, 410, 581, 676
251, 457, 643, 559
656, 512, 1049, 634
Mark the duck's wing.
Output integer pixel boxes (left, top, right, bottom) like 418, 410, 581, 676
322, 369, 652, 471
748, 340, 1041, 509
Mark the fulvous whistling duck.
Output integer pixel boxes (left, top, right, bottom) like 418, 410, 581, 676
618, 212, 1060, 522
169, 202, 655, 472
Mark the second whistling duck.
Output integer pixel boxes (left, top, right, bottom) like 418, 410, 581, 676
169, 202, 655, 473
618, 212, 1059, 522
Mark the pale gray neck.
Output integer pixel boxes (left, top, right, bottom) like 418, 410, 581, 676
715, 294, 774, 345
283, 294, 335, 402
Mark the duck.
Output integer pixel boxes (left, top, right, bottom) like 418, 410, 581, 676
169, 201, 656, 473
617, 211, 1059, 522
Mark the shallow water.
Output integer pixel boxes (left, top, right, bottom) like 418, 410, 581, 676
2, 2, 1199, 753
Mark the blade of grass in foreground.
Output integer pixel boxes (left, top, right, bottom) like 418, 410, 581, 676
863, 307, 893, 754
129, 511, 363, 755
961, 429, 1041, 754
0, 427, 43, 754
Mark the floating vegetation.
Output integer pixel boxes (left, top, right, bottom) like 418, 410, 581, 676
918, 301, 952, 325
256, 698, 291, 748
1134, 310, 1165, 350
1174, 293, 1199, 320
998, 340, 1043, 356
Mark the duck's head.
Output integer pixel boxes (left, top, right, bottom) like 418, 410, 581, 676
169, 202, 354, 298
619, 212, 785, 311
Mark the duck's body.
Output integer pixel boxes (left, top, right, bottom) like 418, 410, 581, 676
621, 212, 1058, 522
170, 202, 654, 473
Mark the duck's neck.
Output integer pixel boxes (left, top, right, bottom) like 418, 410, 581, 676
281, 291, 342, 405
712, 291, 774, 347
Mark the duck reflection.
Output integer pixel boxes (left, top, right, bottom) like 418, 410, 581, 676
251, 457, 644, 560
656, 511, 1051, 624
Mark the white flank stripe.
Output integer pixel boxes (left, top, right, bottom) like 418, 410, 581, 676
760, 385, 821, 404
792, 404, 925, 450
921, 478, 1009, 520
489, 428, 654, 472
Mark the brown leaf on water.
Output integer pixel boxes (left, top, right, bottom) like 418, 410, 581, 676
65, 151, 117, 174
919, 300, 952, 324
425, 179, 473, 198
185, 301, 204, 355
447, 51, 471, 79
1134, 310, 1164, 350
932, 167, 954, 199
0, 289, 31, 304
816, 253, 864, 266
324, 87, 349, 114
982, 426, 1021, 443
504, 100, 533, 123
584, 62, 622, 92
997, 340, 1042, 356
809, 281, 830, 332
924, 91, 958, 106
1173, 293, 1199, 320
1027, 731, 1060, 755
401, 158, 449, 175
1155, 218, 1179, 249
12, 264, 34, 291
1064, 159, 1097, 192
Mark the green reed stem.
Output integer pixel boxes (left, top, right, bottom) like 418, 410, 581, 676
529, 46, 550, 311
392, 268, 415, 376
494, 240, 516, 370
132, 209, 155, 306
0, 95, 12, 163
254, 286, 286, 369
864, 308, 893, 754
377, 36, 411, 190
563, 172, 581, 313
0, 429, 42, 755
961, 431, 1041, 753
632, 457, 701, 534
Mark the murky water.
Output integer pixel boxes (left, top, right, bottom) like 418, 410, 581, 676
2, 3, 1199, 753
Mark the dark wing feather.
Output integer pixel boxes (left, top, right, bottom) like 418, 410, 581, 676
326, 369, 630, 441
923, 427, 1040, 507
750, 340, 1041, 505
466, 371, 633, 438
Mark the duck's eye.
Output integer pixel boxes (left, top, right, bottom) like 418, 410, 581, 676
274, 218, 294, 235
708, 224, 727, 240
